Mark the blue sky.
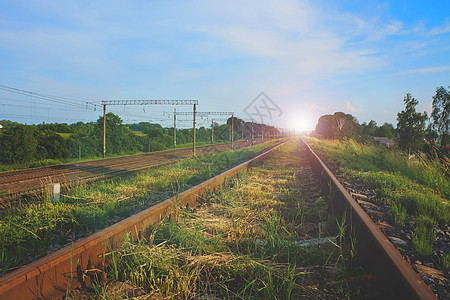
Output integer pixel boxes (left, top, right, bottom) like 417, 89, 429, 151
1, 0, 449, 130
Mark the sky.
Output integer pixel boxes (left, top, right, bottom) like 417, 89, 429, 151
1, 0, 449, 131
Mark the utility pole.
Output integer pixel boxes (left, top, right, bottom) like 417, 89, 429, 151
251, 120, 254, 140
193, 104, 196, 155
103, 104, 106, 158
231, 115, 234, 150
173, 108, 176, 149
211, 119, 214, 144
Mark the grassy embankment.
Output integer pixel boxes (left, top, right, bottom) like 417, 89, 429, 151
0, 140, 279, 276
304, 137, 449, 266
84, 140, 362, 299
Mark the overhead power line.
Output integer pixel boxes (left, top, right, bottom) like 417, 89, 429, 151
0, 102, 91, 113
0, 84, 91, 110
0, 112, 93, 123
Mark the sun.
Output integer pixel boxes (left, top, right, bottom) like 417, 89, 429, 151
292, 115, 314, 133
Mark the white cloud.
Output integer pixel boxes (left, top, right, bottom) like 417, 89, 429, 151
371, 20, 406, 41
305, 103, 328, 112
428, 20, 450, 36
193, 0, 385, 80
345, 100, 358, 113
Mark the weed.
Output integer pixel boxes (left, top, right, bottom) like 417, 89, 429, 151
437, 253, 450, 269
411, 215, 436, 258
390, 202, 406, 228
328, 210, 358, 297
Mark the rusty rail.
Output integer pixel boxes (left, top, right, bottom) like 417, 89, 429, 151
302, 139, 436, 299
0, 140, 288, 299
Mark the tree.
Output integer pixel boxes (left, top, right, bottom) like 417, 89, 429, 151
315, 114, 336, 138
227, 117, 244, 141
315, 112, 359, 139
374, 123, 395, 138
96, 113, 125, 154
361, 120, 377, 136
0, 124, 38, 163
430, 86, 450, 147
396, 93, 428, 152
36, 130, 70, 159
333, 112, 359, 138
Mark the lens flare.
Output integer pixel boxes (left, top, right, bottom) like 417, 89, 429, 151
292, 114, 314, 133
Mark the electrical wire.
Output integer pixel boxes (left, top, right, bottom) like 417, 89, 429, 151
0, 85, 236, 127
0, 102, 94, 113
0, 112, 94, 123
0, 84, 88, 109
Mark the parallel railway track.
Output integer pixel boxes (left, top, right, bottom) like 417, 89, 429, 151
0, 138, 437, 299
0, 140, 261, 199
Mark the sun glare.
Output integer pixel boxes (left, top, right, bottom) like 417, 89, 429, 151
292, 115, 314, 133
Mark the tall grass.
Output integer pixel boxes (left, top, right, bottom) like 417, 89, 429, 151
84, 140, 362, 299
411, 215, 436, 258
305, 137, 450, 226
0, 199, 79, 274
304, 137, 450, 271
0, 140, 278, 276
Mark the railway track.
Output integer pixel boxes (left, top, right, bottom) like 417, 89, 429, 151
0, 138, 437, 299
0, 139, 262, 199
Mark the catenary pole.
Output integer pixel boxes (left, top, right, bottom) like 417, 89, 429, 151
103, 104, 106, 158
211, 119, 214, 144
193, 104, 196, 155
231, 115, 234, 150
173, 108, 176, 149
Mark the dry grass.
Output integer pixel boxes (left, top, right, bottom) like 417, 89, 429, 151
82, 140, 361, 299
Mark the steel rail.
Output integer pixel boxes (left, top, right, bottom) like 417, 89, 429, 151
302, 139, 436, 299
0, 139, 288, 299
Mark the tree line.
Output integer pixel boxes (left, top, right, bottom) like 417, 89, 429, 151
0, 114, 279, 166
314, 85, 449, 153
315, 112, 396, 139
